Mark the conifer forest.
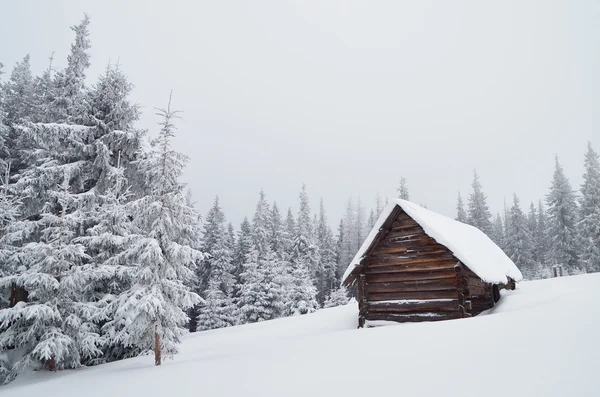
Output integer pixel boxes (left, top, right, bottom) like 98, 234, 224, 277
1, 14, 599, 388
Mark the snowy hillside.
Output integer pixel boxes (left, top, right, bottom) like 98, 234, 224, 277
4, 274, 600, 397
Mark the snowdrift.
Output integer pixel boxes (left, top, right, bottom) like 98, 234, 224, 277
4, 274, 600, 397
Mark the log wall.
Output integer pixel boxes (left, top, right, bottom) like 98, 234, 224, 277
354, 208, 495, 326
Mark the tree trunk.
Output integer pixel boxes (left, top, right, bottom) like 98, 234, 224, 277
48, 357, 56, 371
154, 325, 161, 366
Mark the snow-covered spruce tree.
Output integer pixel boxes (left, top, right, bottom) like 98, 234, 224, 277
397, 176, 410, 200
49, 15, 91, 124
31, 54, 56, 123
316, 199, 338, 304
546, 156, 580, 273
356, 196, 367, 248
283, 207, 296, 259
335, 219, 346, 280
367, 208, 376, 230
197, 197, 236, 331
467, 171, 493, 236
197, 196, 228, 294
491, 213, 505, 250
323, 286, 349, 308
2, 54, 34, 125
236, 191, 285, 323
342, 197, 358, 260
100, 95, 204, 366
233, 217, 252, 282
504, 194, 536, 279
535, 200, 549, 268
579, 142, 600, 273
456, 192, 467, 223
527, 203, 538, 263
0, 177, 103, 372
287, 186, 319, 315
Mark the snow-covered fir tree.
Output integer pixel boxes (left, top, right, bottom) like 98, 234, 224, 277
49, 15, 91, 123
2, 54, 33, 124
232, 217, 252, 282
315, 199, 338, 304
31, 54, 55, 123
527, 203, 539, 263
491, 213, 505, 249
323, 286, 349, 308
0, 177, 103, 372
197, 198, 236, 331
287, 186, 319, 315
578, 142, 600, 273
456, 192, 467, 222
99, 95, 204, 365
335, 218, 346, 280
504, 194, 536, 279
467, 171, 493, 236
283, 207, 296, 259
546, 156, 580, 272
236, 191, 285, 323
534, 200, 549, 268
397, 176, 410, 200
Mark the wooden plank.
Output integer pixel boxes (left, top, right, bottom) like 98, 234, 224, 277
365, 269, 459, 283
383, 227, 425, 239
390, 218, 420, 229
367, 251, 456, 263
367, 257, 458, 268
366, 278, 458, 293
367, 299, 460, 313
365, 261, 459, 273
368, 290, 459, 302
364, 263, 460, 275
365, 311, 463, 323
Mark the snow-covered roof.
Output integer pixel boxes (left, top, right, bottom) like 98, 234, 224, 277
342, 199, 523, 285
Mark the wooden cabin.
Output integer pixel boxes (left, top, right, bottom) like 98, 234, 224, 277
342, 199, 522, 327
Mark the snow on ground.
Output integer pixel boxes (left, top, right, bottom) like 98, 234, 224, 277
4, 274, 600, 397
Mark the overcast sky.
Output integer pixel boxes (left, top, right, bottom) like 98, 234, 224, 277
1, 1, 598, 226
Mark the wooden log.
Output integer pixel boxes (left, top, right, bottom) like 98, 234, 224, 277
367, 299, 460, 313
366, 255, 458, 267
366, 261, 459, 275
365, 269, 459, 283
365, 311, 463, 323
383, 227, 425, 239
368, 289, 459, 302
364, 264, 460, 275
388, 219, 421, 231
366, 278, 458, 293
368, 251, 456, 263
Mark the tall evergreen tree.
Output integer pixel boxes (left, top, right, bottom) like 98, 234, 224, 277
197, 198, 235, 331
236, 191, 285, 323
288, 185, 319, 314
467, 171, 493, 236
535, 200, 549, 267
49, 15, 91, 123
579, 142, 600, 273
397, 177, 410, 200
315, 199, 337, 305
504, 194, 536, 279
233, 217, 252, 280
456, 192, 467, 223
527, 203, 539, 263
2, 54, 33, 124
546, 156, 580, 272
491, 213, 505, 249
0, 178, 102, 372
99, 95, 203, 365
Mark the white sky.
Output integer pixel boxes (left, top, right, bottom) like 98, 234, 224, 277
1, 1, 598, 226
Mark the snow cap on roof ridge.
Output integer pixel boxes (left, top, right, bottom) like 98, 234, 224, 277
342, 199, 523, 285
